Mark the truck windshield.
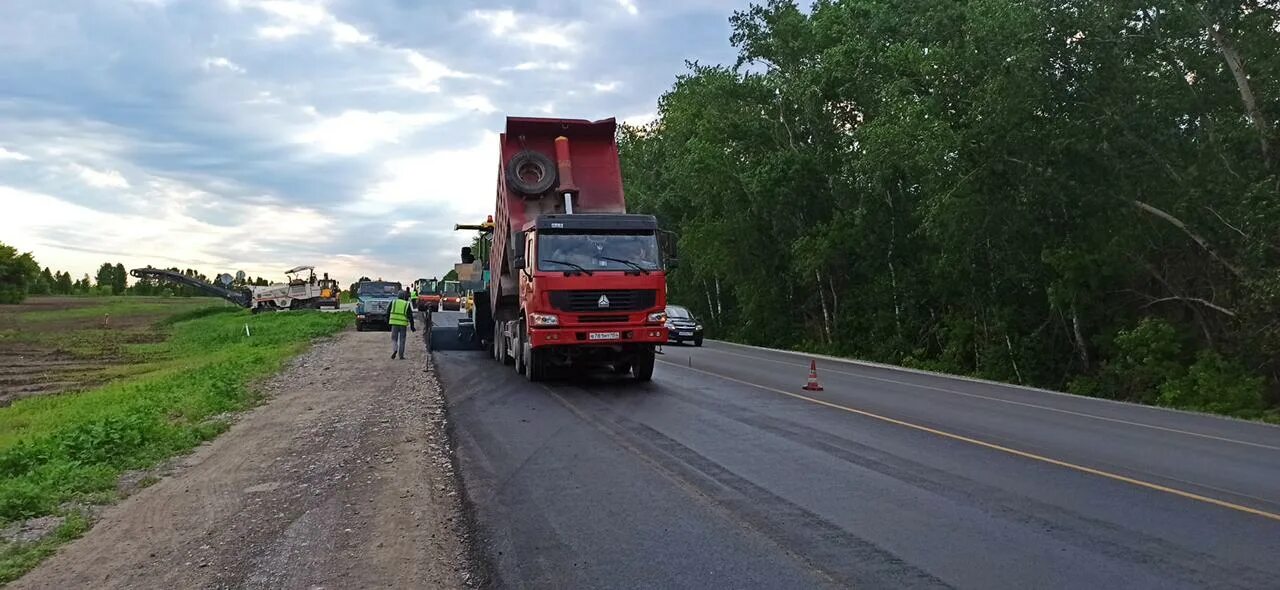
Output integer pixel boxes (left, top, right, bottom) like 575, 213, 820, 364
538, 233, 661, 273
441, 282, 461, 296
358, 282, 401, 296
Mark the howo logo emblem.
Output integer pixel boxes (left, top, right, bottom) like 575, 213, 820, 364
597, 295, 611, 308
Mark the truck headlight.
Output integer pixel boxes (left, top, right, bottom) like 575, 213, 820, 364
529, 313, 559, 327
647, 312, 667, 324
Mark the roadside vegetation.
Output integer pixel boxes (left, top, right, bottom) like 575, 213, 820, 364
620, 1, 1280, 421
0, 304, 350, 583
0, 297, 228, 404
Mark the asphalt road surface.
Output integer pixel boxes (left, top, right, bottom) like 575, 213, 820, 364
429, 312, 1280, 589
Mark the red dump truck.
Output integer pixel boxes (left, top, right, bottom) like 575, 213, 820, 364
465, 116, 673, 381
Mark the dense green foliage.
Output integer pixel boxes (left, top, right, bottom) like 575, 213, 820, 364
0, 309, 351, 533
620, 0, 1280, 419
0, 242, 40, 304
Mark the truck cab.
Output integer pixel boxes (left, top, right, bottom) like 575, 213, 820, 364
354, 281, 403, 331
510, 213, 668, 378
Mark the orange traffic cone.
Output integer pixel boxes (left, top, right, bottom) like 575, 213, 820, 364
802, 360, 824, 391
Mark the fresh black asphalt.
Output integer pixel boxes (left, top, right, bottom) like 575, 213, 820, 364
429, 312, 1280, 589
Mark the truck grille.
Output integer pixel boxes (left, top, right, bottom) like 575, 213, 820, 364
549, 290, 656, 312
578, 314, 630, 323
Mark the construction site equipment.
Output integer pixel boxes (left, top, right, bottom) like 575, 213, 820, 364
414, 277, 441, 312
439, 280, 463, 311
130, 268, 251, 307
460, 116, 675, 382
317, 273, 341, 309
248, 266, 328, 311
131, 265, 331, 313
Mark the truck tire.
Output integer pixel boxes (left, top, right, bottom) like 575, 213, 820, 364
506, 150, 557, 195
495, 324, 513, 366
514, 324, 527, 375
633, 348, 655, 382
355, 321, 365, 332
525, 345, 545, 382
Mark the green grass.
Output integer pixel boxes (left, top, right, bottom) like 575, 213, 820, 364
9, 298, 226, 325
0, 511, 91, 584
0, 308, 350, 584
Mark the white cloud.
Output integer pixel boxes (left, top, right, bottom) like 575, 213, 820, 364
258, 0, 326, 26
296, 109, 454, 156
71, 164, 130, 188
1, 184, 336, 281
470, 9, 580, 50
257, 24, 302, 40
202, 56, 245, 73
245, 0, 370, 46
593, 80, 621, 93
622, 112, 656, 126
388, 219, 418, 236
396, 50, 473, 93
330, 22, 371, 44
471, 9, 516, 36
510, 61, 572, 71
356, 132, 497, 219
0, 146, 31, 161
452, 94, 497, 114
617, 0, 639, 16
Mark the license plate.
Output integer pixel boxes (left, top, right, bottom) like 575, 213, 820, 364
589, 332, 620, 341
679, 331, 694, 336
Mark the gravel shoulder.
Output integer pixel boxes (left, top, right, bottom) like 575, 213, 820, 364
11, 327, 477, 589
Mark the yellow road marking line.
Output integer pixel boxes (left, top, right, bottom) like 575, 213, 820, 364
657, 360, 1280, 523
699, 347, 1280, 452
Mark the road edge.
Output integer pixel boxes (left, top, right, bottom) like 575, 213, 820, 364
710, 339, 1280, 428
426, 350, 497, 589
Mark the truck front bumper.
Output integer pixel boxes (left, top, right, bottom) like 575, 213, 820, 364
529, 325, 667, 348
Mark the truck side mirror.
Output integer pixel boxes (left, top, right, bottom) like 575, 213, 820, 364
461, 247, 475, 264
660, 230, 679, 271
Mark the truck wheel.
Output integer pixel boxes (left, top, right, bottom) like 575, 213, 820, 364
514, 326, 527, 375
355, 321, 365, 332
633, 348, 655, 382
525, 346, 545, 382
495, 324, 513, 366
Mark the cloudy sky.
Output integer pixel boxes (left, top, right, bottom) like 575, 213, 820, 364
0, 0, 746, 285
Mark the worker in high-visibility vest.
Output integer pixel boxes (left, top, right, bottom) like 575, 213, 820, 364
388, 290, 416, 359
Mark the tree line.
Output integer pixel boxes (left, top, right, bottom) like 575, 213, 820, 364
0, 240, 273, 303
619, 0, 1280, 419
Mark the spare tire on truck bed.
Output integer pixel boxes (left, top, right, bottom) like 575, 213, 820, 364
505, 150, 557, 195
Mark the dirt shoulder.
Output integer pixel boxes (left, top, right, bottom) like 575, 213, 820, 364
10, 328, 477, 589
